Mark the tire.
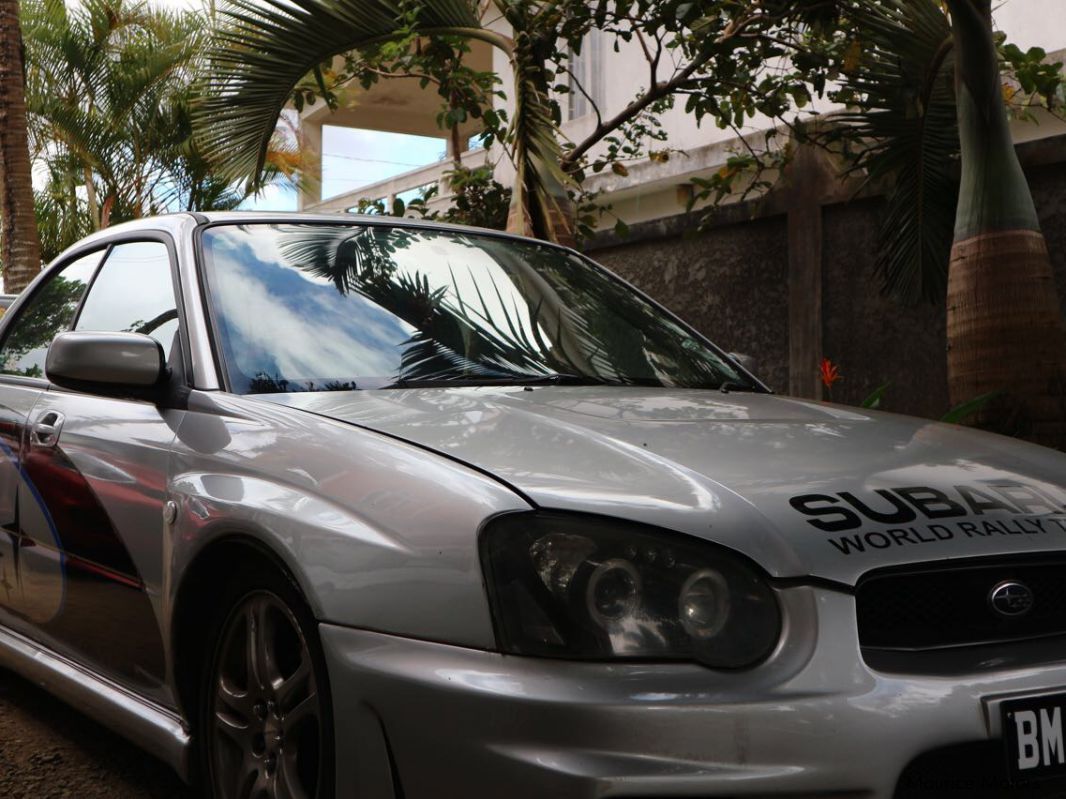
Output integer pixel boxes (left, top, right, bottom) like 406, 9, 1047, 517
198, 562, 334, 799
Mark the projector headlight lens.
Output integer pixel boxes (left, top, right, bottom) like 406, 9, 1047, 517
481, 513, 781, 669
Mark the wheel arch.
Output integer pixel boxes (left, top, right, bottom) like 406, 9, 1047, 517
170, 533, 315, 727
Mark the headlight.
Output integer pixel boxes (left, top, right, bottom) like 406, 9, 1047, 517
480, 512, 781, 669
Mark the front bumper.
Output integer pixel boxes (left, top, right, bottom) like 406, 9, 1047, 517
320, 586, 1066, 798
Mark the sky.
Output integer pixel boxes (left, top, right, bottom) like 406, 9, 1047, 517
238, 127, 446, 212
992, 0, 1066, 54
319, 127, 446, 199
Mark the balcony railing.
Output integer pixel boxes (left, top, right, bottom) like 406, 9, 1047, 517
304, 148, 490, 215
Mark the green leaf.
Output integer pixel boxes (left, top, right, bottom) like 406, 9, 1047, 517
860, 381, 892, 410
312, 64, 331, 106
940, 391, 1002, 424
1002, 43, 1023, 60
832, 0, 958, 304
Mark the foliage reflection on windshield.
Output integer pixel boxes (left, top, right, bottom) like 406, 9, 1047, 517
199, 223, 750, 394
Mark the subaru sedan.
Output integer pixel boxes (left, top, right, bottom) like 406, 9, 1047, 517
1, 212, 1065, 799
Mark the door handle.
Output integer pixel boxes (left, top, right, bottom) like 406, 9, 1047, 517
31, 411, 65, 448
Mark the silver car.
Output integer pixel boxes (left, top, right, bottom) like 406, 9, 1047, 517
2, 212, 1066, 799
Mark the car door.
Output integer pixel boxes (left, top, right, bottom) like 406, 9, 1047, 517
20, 237, 186, 706
0, 249, 105, 635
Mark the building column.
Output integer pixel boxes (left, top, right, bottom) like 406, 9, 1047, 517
298, 118, 323, 211
785, 144, 834, 400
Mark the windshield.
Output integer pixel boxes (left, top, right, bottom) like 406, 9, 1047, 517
199, 223, 756, 394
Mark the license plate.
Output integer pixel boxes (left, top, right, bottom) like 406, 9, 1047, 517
1003, 693, 1066, 784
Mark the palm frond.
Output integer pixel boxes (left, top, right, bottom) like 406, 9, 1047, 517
22, 0, 239, 244
34, 157, 94, 263
832, 0, 958, 304
194, 0, 479, 190
196, 0, 578, 243
505, 27, 576, 244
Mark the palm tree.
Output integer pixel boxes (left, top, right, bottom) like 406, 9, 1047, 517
194, 0, 576, 245
24, 0, 205, 226
20, 0, 288, 258
194, 0, 833, 247
834, 0, 1066, 446
942, 0, 1066, 445
0, 0, 43, 293
831, 0, 958, 305
34, 154, 92, 263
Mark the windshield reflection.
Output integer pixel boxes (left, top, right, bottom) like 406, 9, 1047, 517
199, 223, 753, 395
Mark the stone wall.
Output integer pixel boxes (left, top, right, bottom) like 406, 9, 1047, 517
819, 198, 949, 419
1031, 159, 1066, 319
586, 137, 1066, 422
593, 214, 791, 394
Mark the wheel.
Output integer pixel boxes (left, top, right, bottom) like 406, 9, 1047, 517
199, 564, 334, 799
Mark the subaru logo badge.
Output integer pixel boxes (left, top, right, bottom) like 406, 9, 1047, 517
989, 580, 1035, 617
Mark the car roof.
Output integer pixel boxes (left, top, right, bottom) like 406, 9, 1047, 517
82, 211, 555, 250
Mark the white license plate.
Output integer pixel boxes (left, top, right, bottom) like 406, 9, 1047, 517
1003, 693, 1066, 784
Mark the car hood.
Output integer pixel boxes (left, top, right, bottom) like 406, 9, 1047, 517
263, 387, 1066, 585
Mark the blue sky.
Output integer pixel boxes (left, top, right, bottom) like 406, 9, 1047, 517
321, 127, 447, 198
240, 127, 447, 212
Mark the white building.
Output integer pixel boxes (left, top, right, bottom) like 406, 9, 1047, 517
296, 1, 1066, 231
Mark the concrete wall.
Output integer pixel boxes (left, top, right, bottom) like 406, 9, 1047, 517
587, 142, 1066, 421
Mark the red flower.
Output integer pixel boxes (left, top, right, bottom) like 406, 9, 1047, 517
820, 358, 842, 390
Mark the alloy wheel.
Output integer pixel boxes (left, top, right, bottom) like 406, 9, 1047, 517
208, 591, 323, 799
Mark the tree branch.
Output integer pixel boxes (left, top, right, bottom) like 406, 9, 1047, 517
362, 65, 443, 86
562, 58, 702, 170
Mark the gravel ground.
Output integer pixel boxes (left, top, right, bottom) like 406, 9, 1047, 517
0, 668, 195, 798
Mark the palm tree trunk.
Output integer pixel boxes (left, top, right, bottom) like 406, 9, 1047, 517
0, 0, 41, 294
503, 24, 577, 246
84, 166, 100, 229
944, 0, 1066, 447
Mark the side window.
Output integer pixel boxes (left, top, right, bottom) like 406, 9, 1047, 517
566, 30, 604, 120
0, 250, 104, 378
75, 241, 179, 357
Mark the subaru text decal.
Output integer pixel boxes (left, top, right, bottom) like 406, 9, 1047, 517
789, 482, 1066, 555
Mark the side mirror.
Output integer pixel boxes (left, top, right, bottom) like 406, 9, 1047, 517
728, 351, 757, 375
46, 331, 166, 398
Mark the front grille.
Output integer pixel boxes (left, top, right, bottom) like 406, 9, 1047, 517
856, 558, 1066, 651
